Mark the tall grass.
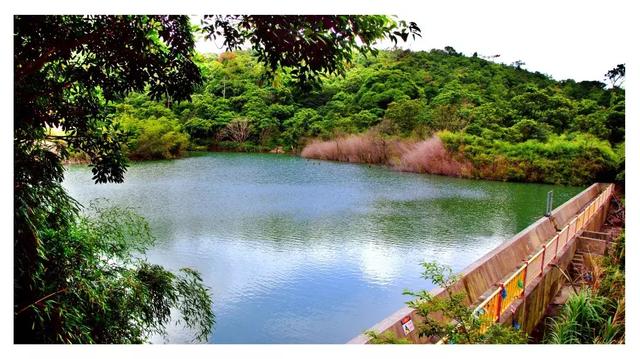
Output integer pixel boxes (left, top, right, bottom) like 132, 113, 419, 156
544, 289, 614, 344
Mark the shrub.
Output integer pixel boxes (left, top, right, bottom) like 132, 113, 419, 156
281, 108, 323, 148
122, 116, 190, 160
439, 131, 619, 185
365, 330, 411, 344
403, 261, 528, 344
571, 111, 610, 140
301, 134, 388, 164
220, 118, 252, 143
352, 109, 381, 130
510, 119, 552, 142
184, 117, 216, 139
395, 136, 471, 177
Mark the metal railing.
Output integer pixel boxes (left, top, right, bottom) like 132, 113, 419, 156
499, 265, 526, 316
544, 235, 559, 266
471, 184, 613, 332
525, 249, 544, 284
474, 286, 503, 332
557, 227, 569, 253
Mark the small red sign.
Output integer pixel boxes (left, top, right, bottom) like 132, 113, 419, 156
400, 315, 415, 335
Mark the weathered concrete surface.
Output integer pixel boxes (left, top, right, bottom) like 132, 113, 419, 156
500, 189, 610, 334
499, 237, 577, 333
577, 236, 612, 256
349, 183, 612, 344
582, 231, 612, 241
548, 183, 603, 229
348, 216, 557, 344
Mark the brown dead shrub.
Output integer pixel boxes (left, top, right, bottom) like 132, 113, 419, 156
395, 136, 472, 177
301, 134, 388, 164
301, 133, 473, 178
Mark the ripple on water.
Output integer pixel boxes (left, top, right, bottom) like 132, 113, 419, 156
63, 153, 584, 343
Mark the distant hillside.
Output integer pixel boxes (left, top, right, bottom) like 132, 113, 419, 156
109, 48, 624, 185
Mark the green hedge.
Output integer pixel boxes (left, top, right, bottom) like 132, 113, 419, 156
440, 131, 619, 185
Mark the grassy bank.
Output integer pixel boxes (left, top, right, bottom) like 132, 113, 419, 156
300, 131, 620, 186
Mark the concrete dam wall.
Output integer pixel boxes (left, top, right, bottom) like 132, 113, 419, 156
349, 183, 614, 344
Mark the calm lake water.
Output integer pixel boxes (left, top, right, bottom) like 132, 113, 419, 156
63, 152, 582, 343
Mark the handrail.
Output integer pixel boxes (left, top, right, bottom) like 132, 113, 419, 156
411, 185, 613, 341
468, 184, 613, 333
525, 246, 545, 281
475, 286, 503, 316
527, 246, 544, 263
501, 263, 526, 286
557, 227, 569, 251
544, 234, 559, 264
474, 286, 504, 332
499, 265, 526, 316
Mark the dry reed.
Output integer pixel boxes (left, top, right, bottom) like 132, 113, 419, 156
301, 134, 472, 178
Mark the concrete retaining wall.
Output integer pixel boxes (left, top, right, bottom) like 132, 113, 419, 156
349, 182, 611, 344
549, 183, 603, 229
502, 194, 610, 333
578, 236, 612, 255
499, 237, 577, 333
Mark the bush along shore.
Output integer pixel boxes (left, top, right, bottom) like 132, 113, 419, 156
68, 49, 624, 186
300, 131, 619, 186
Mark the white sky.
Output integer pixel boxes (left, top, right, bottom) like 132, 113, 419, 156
195, 1, 631, 83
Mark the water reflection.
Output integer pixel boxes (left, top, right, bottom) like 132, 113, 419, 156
63, 152, 582, 343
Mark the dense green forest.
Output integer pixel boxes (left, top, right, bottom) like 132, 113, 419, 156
16, 15, 625, 345
107, 48, 625, 186
16, 15, 420, 343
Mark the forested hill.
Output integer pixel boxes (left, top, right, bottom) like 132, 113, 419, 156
109, 48, 625, 185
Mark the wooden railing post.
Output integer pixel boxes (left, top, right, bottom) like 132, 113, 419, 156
554, 235, 560, 259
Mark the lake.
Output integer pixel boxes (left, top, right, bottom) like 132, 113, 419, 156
63, 152, 582, 343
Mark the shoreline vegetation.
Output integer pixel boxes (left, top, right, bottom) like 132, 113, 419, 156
65, 48, 623, 186
18, 15, 624, 345
66, 131, 615, 186
300, 131, 619, 185
302, 135, 470, 177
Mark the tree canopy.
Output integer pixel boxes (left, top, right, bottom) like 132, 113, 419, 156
109, 48, 624, 185
14, 15, 210, 343
605, 64, 625, 88
14, 14, 420, 343
200, 15, 420, 87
